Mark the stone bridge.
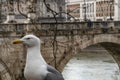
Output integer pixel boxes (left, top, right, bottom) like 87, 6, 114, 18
0, 21, 120, 80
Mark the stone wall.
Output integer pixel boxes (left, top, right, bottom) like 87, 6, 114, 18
0, 38, 24, 80
0, 21, 120, 79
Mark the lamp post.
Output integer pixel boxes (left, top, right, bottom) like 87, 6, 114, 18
109, 0, 113, 20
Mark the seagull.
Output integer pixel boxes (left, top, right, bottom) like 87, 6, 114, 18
12, 34, 64, 80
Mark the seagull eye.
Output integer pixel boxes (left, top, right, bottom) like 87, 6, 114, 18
26, 38, 31, 40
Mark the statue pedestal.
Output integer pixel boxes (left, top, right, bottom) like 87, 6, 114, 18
4, 14, 16, 23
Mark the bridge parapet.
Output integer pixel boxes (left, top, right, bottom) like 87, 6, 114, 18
0, 21, 119, 37
0, 21, 120, 79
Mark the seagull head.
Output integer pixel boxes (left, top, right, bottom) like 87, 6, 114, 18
12, 34, 41, 47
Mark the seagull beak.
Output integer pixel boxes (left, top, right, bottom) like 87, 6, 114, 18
12, 39, 23, 44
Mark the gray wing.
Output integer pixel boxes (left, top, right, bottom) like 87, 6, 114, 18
44, 65, 64, 80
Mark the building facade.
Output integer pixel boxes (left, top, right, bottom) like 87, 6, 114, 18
66, 0, 120, 21
37, 0, 66, 22
0, 0, 66, 23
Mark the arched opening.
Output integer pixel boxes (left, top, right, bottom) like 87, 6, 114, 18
62, 43, 120, 80
0, 59, 12, 80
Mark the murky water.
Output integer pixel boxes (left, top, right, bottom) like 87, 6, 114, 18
62, 45, 120, 80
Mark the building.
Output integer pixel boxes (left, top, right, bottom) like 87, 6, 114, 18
66, 0, 120, 21
96, 0, 114, 21
37, 0, 66, 22
67, 3, 80, 20
0, 0, 66, 23
66, 0, 95, 21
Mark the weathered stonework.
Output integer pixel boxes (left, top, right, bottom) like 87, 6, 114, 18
0, 22, 120, 79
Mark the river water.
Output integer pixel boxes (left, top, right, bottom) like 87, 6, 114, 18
62, 45, 120, 80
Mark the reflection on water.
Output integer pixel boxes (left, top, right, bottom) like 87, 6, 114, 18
62, 45, 120, 80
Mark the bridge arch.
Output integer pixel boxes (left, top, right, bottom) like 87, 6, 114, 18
0, 59, 13, 80
76, 34, 120, 68
61, 34, 120, 80
78, 34, 120, 50
62, 44, 120, 80
57, 34, 120, 71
